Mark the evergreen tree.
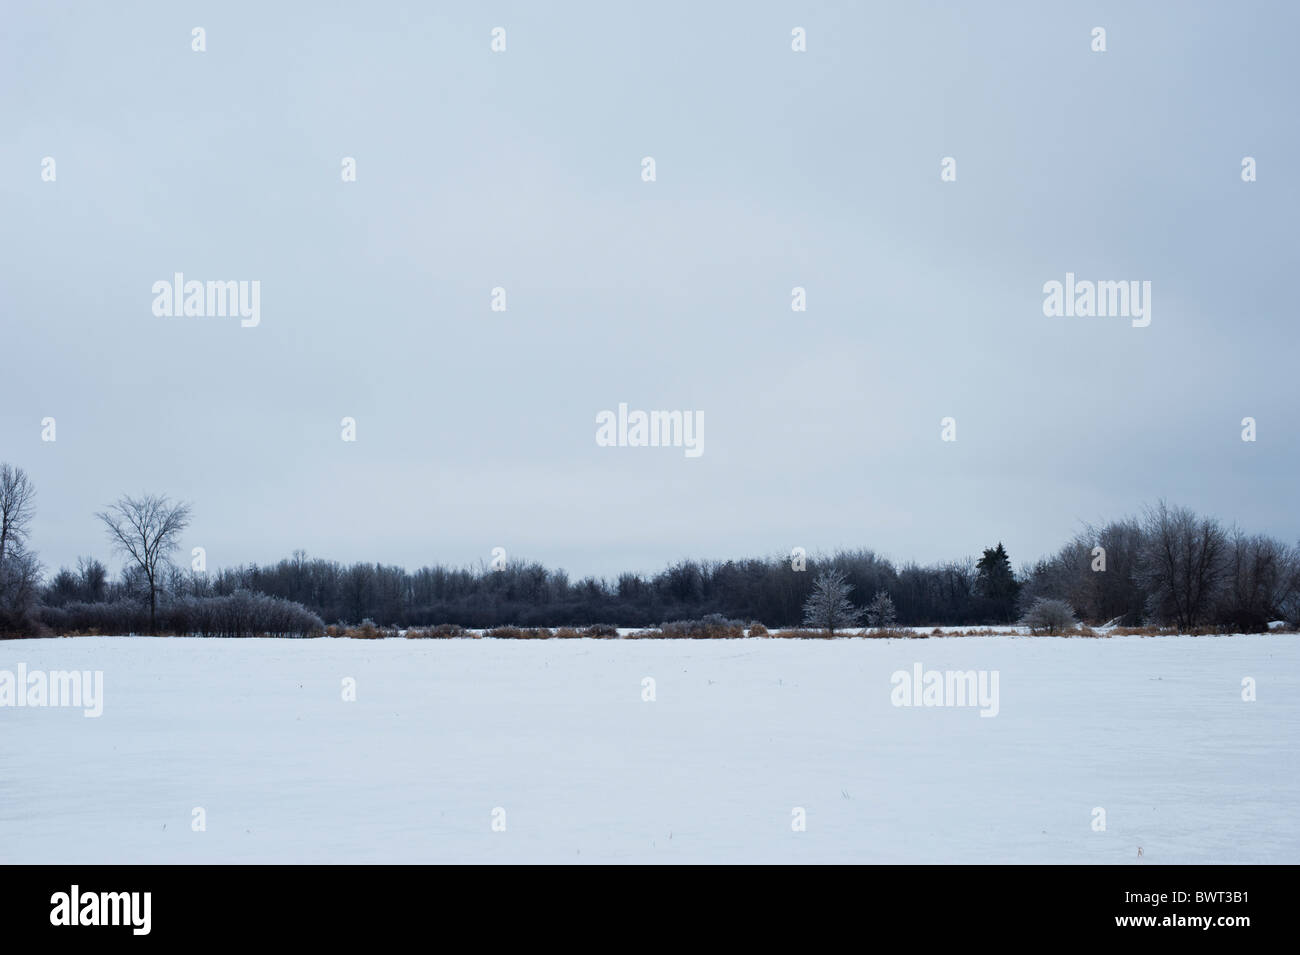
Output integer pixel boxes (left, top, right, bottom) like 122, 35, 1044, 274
975, 542, 1020, 622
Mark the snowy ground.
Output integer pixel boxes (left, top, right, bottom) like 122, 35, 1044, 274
2, 634, 1296, 864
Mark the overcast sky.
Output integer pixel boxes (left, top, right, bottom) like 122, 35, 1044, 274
2, 1, 1296, 581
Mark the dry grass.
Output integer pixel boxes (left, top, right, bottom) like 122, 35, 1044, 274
1070, 625, 1104, 637
405, 623, 467, 639
486, 626, 553, 639
769, 629, 835, 640
325, 620, 1281, 641
659, 618, 746, 639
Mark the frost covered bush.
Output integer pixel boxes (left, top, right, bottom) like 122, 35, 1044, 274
1021, 597, 1078, 635
167, 591, 323, 637
50, 599, 150, 635
44, 591, 322, 637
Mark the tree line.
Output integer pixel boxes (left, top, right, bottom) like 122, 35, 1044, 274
2, 460, 1298, 636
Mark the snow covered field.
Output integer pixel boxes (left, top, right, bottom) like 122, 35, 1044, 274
2, 634, 1296, 864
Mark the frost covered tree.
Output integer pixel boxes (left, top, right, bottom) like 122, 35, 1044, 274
802, 568, 863, 635
97, 493, 192, 633
865, 590, 897, 630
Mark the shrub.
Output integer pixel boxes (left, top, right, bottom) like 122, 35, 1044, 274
45, 600, 148, 635
30, 604, 67, 635
39, 592, 323, 638
583, 623, 619, 638
747, 622, 769, 637
1021, 598, 1078, 635
344, 619, 384, 639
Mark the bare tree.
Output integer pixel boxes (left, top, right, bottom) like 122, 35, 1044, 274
76, 556, 108, 602
1137, 501, 1227, 631
802, 568, 864, 635
1217, 531, 1299, 631
96, 494, 192, 632
1081, 518, 1147, 624
0, 463, 37, 565
0, 464, 41, 632
0, 550, 42, 630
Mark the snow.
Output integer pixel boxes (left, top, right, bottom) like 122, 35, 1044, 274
2, 634, 1296, 863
